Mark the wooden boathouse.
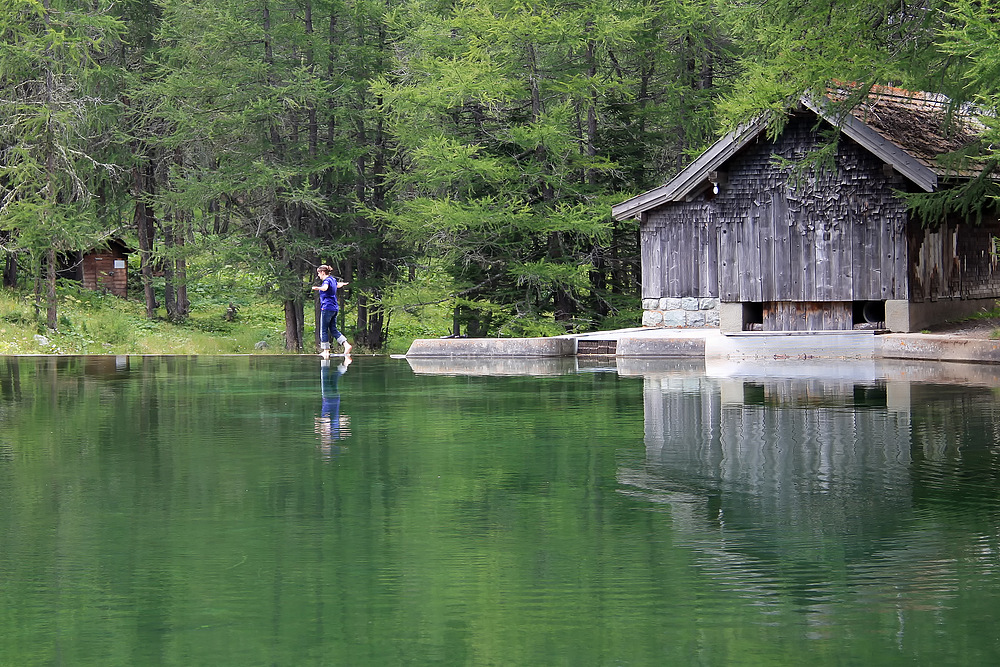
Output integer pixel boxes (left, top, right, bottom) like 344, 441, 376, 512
613, 86, 1000, 333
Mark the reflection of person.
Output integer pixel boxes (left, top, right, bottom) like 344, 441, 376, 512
316, 357, 352, 460
311, 265, 352, 359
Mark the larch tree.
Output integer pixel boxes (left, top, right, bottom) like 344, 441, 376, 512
0, 0, 125, 328
312, 0, 400, 351
143, 0, 337, 346
374, 0, 733, 336
719, 0, 952, 128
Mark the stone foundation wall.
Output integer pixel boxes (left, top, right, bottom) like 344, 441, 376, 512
641, 297, 720, 328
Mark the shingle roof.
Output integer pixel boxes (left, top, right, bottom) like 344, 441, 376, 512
612, 86, 989, 221
833, 85, 986, 177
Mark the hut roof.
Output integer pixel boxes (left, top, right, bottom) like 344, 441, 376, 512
830, 85, 986, 177
87, 237, 134, 255
612, 86, 989, 221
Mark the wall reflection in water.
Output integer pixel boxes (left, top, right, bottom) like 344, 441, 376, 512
620, 356, 1000, 636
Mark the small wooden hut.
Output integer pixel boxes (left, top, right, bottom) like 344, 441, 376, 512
81, 239, 132, 298
612, 86, 1000, 333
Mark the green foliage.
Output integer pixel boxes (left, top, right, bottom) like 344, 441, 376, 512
933, 0, 1000, 218
17, 0, 1000, 350
0, 265, 291, 354
0, 0, 738, 347
937, 0, 1000, 101
720, 0, 1000, 223
0, 0, 126, 328
374, 0, 722, 332
719, 0, 952, 130
960, 300, 1000, 322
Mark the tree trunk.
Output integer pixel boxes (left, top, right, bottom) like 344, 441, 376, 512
548, 231, 573, 323
355, 290, 368, 346
585, 31, 598, 187
313, 291, 321, 349
284, 297, 304, 351
589, 245, 609, 318
355, 290, 385, 349
46, 246, 57, 329
42, 1, 57, 330
175, 230, 189, 318
169, 151, 189, 320
2, 250, 16, 288
164, 223, 177, 320
30, 257, 41, 319
134, 165, 157, 319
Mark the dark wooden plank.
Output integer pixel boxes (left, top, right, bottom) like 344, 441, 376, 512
663, 223, 677, 295
762, 301, 776, 330
785, 197, 803, 301
770, 192, 792, 300
687, 217, 698, 295
739, 214, 762, 301
640, 224, 657, 299
850, 204, 873, 300
718, 222, 739, 302
679, 218, 693, 294
652, 220, 665, 299
704, 209, 720, 297
828, 213, 853, 300
833, 301, 852, 329
757, 197, 775, 300
888, 209, 907, 299
789, 206, 813, 302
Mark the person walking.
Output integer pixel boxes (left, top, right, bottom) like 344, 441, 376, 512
311, 265, 352, 359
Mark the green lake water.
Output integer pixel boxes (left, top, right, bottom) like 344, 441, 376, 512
2, 354, 1000, 666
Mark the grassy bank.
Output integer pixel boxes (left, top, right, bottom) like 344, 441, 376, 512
0, 260, 641, 355
0, 283, 292, 355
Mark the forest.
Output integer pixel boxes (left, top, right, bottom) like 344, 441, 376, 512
1, 0, 998, 351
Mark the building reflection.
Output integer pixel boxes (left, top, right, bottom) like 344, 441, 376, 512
628, 365, 912, 550
618, 357, 1000, 635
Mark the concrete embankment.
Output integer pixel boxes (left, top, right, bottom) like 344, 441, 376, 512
876, 334, 1000, 364
405, 327, 1000, 365
405, 336, 576, 357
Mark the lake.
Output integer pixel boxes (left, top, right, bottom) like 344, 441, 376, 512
1, 354, 999, 665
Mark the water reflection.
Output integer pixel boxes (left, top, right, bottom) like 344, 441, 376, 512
405, 356, 580, 376
316, 358, 352, 459
3, 354, 1000, 664
620, 357, 1000, 641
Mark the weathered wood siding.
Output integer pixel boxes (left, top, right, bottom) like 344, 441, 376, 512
642, 202, 717, 300
640, 111, 1000, 331
760, 301, 853, 331
714, 114, 908, 303
908, 218, 1000, 302
641, 113, 910, 306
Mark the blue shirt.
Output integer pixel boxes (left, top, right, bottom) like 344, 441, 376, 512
319, 276, 339, 311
